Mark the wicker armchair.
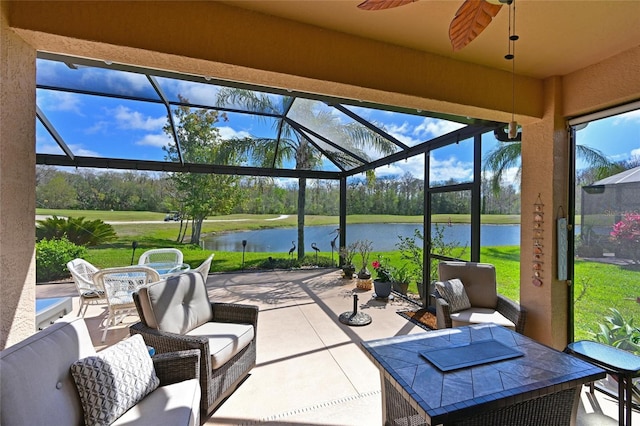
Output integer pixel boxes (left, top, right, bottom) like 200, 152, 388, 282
435, 261, 526, 334
67, 258, 106, 317
130, 272, 258, 418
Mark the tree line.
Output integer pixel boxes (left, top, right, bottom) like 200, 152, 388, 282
36, 165, 522, 217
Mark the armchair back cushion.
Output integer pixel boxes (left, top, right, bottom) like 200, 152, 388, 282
438, 261, 498, 309
136, 272, 213, 334
434, 279, 471, 312
0, 318, 95, 426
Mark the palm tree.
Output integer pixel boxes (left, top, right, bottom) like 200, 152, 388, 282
483, 140, 615, 193
216, 89, 397, 259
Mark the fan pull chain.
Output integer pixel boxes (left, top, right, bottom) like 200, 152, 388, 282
504, 0, 519, 139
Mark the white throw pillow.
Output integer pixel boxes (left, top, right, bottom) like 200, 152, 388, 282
435, 278, 471, 313
70, 334, 159, 426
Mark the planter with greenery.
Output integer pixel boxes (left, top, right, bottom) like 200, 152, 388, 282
339, 242, 358, 279
372, 257, 393, 298
396, 224, 468, 302
356, 239, 373, 279
391, 264, 412, 295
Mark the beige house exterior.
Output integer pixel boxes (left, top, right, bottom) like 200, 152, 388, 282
2, 1, 639, 350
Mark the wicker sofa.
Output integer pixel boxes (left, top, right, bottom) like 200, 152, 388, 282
0, 317, 201, 426
130, 272, 258, 418
435, 261, 527, 334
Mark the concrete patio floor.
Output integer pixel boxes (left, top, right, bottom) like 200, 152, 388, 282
36, 268, 637, 425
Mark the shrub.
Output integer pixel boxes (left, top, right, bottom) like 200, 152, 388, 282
396, 224, 468, 284
36, 238, 87, 282
36, 216, 117, 247
610, 213, 640, 264
591, 308, 640, 355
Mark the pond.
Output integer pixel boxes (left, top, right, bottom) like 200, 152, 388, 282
201, 223, 521, 253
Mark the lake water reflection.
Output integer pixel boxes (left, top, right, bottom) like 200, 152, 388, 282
202, 223, 521, 252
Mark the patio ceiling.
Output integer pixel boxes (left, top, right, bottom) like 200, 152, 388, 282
36, 52, 501, 180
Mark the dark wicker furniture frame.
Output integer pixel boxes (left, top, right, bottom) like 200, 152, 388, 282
131, 301, 258, 419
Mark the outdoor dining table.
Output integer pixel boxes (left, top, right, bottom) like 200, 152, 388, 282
144, 262, 191, 278
362, 323, 606, 426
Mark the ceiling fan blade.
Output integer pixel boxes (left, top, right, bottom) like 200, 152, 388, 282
357, 0, 417, 11
449, 0, 503, 51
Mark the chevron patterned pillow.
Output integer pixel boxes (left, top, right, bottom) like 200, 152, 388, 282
70, 334, 160, 426
435, 278, 471, 313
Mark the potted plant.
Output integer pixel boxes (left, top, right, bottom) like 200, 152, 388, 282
391, 263, 412, 295
396, 225, 469, 302
339, 242, 357, 279
356, 239, 373, 279
371, 256, 393, 298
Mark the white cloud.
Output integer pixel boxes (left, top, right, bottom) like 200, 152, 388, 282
613, 109, 640, 124
483, 166, 521, 188
218, 126, 251, 139
135, 133, 173, 148
85, 120, 109, 134
414, 118, 465, 139
385, 121, 423, 146
71, 144, 101, 157
38, 91, 83, 114
429, 156, 473, 182
631, 147, 640, 158
112, 106, 166, 131
372, 156, 425, 179
168, 80, 220, 105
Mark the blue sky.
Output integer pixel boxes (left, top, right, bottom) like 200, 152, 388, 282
35, 58, 640, 187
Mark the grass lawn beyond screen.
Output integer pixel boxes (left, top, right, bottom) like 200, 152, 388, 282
37, 209, 638, 342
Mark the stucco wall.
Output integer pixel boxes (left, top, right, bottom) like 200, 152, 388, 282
6, 0, 543, 124
564, 45, 640, 118
0, 0, 36, 349
520, 77, 570, 349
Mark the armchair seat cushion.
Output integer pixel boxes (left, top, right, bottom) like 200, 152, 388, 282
450, 308, 516, 330
187, 322, 255, 369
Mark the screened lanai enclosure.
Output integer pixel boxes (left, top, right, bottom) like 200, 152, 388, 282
580, 166, 640, 259
36, 52, 512, 305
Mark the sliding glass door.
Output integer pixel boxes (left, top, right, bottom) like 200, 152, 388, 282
569, 102, 640, 348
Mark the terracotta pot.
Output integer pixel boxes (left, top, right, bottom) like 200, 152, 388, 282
393, 281, 408, 295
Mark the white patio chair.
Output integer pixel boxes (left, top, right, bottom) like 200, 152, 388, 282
66, 258, 107, 317
138, 248, 184, 266
93, 266, 160, 342
194, 254, 214, 281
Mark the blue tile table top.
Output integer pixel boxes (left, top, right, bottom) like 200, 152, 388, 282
362, 324, 606, 426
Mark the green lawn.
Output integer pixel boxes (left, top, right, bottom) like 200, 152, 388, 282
37, 209, 637, 342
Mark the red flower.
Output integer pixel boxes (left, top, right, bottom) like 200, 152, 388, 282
372, 260, 381, 269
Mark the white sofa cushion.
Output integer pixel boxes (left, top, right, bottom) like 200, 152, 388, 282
70, 334, 160, 426
450, 308, 516, 330
186, 322, 255, 369
0, 318, 96, 426
113, 378, 201, 426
